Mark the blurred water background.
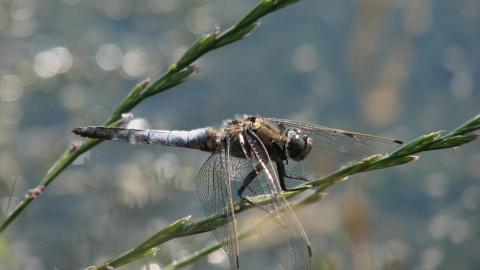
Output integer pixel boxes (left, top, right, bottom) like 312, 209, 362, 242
0, 0, 479, 269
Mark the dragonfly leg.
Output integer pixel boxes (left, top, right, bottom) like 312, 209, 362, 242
237, 164, 263, 201
276, 161, 316, 191
236, 164, 283, 218
285, 174, 310, 182
247, 185, 258, 195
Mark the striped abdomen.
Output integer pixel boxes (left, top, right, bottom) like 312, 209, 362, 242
72, 126, 218, 152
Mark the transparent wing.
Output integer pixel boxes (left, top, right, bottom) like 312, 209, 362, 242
231, 129, 311, 270
196, 148, 239, 270
267, 118, 403, 180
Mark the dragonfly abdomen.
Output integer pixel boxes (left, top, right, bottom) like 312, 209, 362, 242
72, 126, 218, 152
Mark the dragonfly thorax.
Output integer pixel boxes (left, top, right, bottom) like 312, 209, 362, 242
285, 129, 313, 161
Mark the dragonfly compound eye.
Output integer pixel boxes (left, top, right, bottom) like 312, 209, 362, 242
286, 129, 313, 161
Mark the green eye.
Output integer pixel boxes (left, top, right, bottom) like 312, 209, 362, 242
286, 129, 312, 161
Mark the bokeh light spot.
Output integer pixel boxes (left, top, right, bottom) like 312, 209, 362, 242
441, 45, 466, 72
51, 47, 73, 73
420, 247, 443, 270
124, 184, 148, 208
141, 264, 161, 270
33, 47, 72, 77
174, 167, 196, 191
126, 118, 151, 130
450, 67, 473, 100
208, 249, 226, 264
11, 0, 36, 21
122, 50, 149, 77
449, 220, 470, 244
34, 50, 61, 78
104, 0, 132, 20
361, 86, 401, 127
425, 172, 449, 198
429, 214, 451, 240
10, 18, 37, 37
155, 153, 180, 179
462, 185, 480, 210
96, 44, 123, 71
292, 44, 319, 72
185, 6, 217, 35
0, 75, 23, 101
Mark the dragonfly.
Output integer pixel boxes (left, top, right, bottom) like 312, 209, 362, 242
72, 115, 402, 270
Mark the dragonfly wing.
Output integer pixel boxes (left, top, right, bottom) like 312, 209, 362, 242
268, 118, 403, 180
233, 129, 311, 270
197, 149, 239, 270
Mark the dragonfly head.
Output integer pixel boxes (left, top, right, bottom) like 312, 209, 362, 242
285, 129, 313, 161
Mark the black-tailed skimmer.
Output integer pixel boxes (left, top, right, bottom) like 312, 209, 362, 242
72, 115, 402, 270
